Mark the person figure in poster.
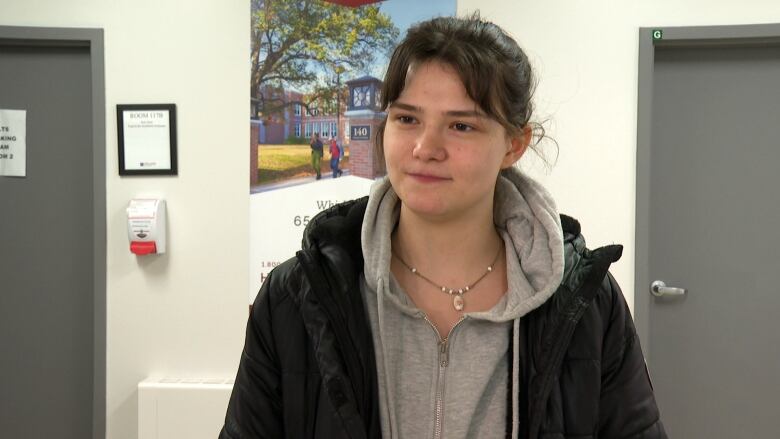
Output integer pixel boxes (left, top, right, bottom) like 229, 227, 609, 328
329, 136, 342, 178
221, 14, 666, 439
310, 132, 324, 179
337, 138, 345, 171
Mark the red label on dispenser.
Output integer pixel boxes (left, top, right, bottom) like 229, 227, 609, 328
130, 241, 157, 255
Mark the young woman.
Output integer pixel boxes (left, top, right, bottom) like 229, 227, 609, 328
221, 15, 666, 439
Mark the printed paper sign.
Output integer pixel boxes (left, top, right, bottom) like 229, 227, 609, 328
0, 109, 27, 177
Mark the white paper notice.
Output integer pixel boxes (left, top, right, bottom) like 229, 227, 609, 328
123, 110, 171, 170
0, 109, 27, 177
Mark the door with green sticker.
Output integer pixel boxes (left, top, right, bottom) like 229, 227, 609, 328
636, 24, 780, 438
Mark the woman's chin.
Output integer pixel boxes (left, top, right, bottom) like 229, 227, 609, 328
399, 196, 453, 220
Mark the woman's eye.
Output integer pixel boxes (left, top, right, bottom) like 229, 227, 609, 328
453, 122, 473, 132
397, 115, 416, 124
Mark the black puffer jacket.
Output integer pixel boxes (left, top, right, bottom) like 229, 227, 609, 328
220, 198, 667, 439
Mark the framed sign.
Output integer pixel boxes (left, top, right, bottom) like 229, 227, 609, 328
117, 104, 177, 175
350, 125, 370, 141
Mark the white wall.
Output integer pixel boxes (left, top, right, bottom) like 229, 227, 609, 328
5, 0, 780, 437
1, 1, 249, 438
458, 0, 780, 311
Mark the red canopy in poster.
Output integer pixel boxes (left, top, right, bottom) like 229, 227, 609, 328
322, 0, 383, 7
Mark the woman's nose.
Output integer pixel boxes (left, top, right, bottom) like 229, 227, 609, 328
412, 126, 447, 161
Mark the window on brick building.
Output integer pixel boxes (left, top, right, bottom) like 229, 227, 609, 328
295, 124, 301, 137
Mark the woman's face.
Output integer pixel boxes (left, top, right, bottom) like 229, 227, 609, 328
383, 60, 527, 221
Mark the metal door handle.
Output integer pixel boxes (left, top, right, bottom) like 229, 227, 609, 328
650, 280, 687, 297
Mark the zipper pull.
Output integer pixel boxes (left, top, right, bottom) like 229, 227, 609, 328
439, 340, 449, 367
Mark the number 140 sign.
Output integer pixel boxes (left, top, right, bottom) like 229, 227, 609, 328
350, 125, 370, 141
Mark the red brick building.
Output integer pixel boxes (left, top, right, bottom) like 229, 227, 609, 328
254, 88, 348, 145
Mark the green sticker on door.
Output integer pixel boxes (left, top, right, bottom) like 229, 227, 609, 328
652, 29, 663, 41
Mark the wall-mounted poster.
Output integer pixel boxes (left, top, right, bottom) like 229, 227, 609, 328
248, 0, 457, 303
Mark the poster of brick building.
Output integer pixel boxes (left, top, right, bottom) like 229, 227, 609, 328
249, 0, 456, 303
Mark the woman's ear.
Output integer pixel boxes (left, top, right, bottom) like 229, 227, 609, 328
501, 126, 532, 168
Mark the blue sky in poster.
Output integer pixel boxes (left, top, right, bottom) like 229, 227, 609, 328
368, 0, 457, 78
379, 0, 456, 36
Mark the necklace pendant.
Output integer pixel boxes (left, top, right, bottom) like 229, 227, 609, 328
453, 295, 464, 311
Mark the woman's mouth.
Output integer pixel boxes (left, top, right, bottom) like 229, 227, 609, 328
407, 172, 450, 183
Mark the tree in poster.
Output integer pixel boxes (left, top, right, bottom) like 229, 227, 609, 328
251, 0, 398, 119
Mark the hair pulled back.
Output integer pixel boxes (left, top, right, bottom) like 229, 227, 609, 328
376, 13, 544, 155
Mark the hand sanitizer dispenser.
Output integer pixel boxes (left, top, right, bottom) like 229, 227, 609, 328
127, 198, 166, 255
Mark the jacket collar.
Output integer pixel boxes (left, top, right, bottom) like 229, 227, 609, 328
303, 199, 587, 269
302, 197, 367, 266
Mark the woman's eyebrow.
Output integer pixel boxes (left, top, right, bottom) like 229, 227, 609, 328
390, 101, 487, 118
389, 101, 421, 112
445, 109, 487, 119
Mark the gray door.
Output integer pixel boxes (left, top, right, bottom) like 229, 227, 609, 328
636, 25, 780, 438
0, 28, 105, 439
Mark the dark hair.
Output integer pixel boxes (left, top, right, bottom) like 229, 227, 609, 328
376, 14, 551, 161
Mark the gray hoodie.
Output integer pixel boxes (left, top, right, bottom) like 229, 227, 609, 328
360, 168, 565, 438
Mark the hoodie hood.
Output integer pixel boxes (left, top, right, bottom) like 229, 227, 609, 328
361, 166, 565, 322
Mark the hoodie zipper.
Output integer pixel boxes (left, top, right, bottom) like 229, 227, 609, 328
423, 315, 466, 439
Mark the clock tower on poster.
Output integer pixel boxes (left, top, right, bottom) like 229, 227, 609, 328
344, 76, 385, 179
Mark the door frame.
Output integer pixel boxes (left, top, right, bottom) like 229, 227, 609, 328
0, 26, 106, 439
635, 23, 780, 356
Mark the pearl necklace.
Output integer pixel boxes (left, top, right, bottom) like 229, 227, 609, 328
393, 245, 503, 311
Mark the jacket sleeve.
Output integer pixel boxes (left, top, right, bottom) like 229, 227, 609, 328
598, 273, 668, 439
219, 270, 284, 439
